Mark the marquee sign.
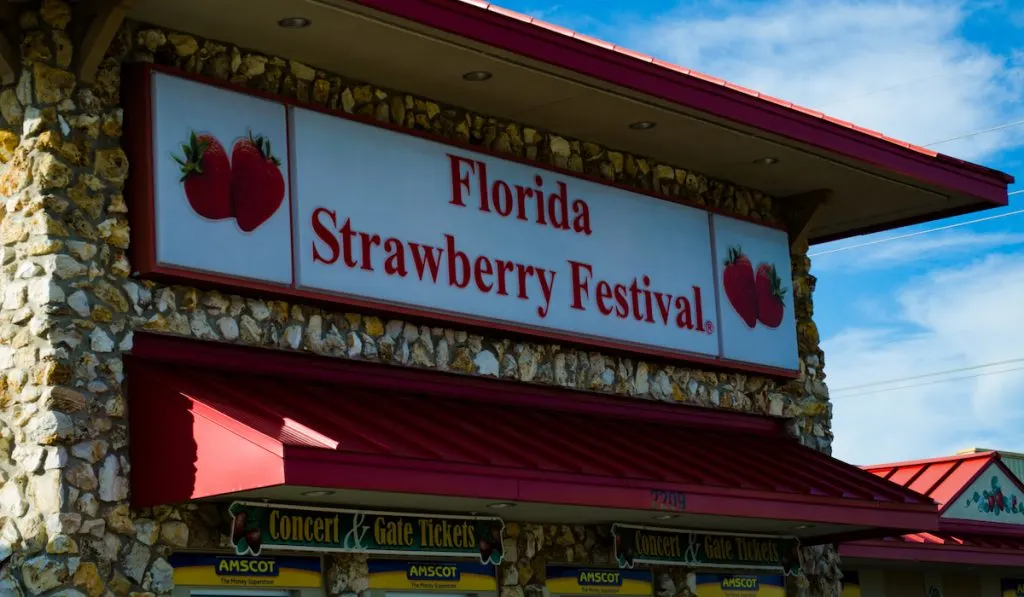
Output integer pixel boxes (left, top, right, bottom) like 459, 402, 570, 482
227, 501, 505, 564
611, 524, 801, 575
126, 65, 799, 374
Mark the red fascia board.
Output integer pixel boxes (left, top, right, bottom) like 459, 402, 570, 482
939, 519, 1024, 539
282, 447, 938, 531
840, 540, 1024, 567
126, 333, 785, 435
344, 0, 1012, 206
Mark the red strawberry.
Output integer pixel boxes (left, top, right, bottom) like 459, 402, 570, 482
173, 131, 233, 220
231, 511, 246, 544
245, 527, 262, 554
755, 263, 786, 328
722, 246, 757, 328
231, 130, 286, 233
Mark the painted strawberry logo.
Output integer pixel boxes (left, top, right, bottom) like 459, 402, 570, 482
722, 246, 758, 328
173, 131, 233, 220
755, 263, 786, 328
231, 130, 286, 233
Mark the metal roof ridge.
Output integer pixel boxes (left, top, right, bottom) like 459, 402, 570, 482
861, 451, 998, 471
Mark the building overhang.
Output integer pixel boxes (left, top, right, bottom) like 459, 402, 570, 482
108, 0, 1016, 245
126, 333, 938, 545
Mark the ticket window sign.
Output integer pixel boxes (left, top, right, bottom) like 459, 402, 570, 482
546, 567, 653, 597
1002, 578, 1024, 596
169, 554, 325, 597
367, 560, 498, 597
841, 571, 860, 597
695, 575, 784, 597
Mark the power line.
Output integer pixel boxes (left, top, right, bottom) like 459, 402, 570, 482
832, 364, 1024, 400
831, 357, 1024, 393
923, 118, 1024, 147
819, 72, 953, 110
809, 207, 1024, 257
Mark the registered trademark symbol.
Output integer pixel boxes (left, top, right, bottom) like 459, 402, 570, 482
705, 321, 714, 334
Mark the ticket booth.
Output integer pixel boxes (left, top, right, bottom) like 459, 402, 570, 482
169, 554, 326, 597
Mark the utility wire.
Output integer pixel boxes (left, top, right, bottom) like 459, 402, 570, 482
819, 72, 953, 110
923, 118, 1024, 147
831, 357, 1024, 393
809, 207, 1024, 257
832, 365, 1024, 400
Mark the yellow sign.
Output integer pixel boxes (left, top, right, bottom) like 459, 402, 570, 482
546, 568, 652, 596
169, 554, 323, 588
1001, 578, 1024, 596
842, 571, 860, 597
695, 575, 784, 597
368, 561, 498, 592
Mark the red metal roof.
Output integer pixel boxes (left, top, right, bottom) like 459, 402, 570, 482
345, 0, 1013, 212
126, 333, 937, 537
840, 452, 1024, 565
864, 451, 999, 510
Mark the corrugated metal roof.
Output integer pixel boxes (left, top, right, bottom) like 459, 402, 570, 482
863, 452, 998, 509
154, 362, 934, 506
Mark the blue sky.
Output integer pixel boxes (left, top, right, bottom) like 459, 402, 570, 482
498, 0, 1024, 464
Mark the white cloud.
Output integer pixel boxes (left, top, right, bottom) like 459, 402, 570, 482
823, 251, 1024, 464
622, 0, 1024, 161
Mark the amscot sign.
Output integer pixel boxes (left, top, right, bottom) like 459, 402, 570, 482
368, 560, 498, 592
228, 501, 505, 564
611, 524, 801, 575
128, 66, 800, 373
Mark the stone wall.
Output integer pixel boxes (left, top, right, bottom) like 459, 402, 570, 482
0, 1, 835, 595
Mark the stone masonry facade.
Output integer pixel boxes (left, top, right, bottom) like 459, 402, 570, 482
0, 1, 836, 595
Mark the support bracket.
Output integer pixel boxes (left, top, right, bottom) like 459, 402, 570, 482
76, 0, 135, 84
780, 189, 831, 251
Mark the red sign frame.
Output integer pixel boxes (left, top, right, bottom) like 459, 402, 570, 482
122, 63, 799, 378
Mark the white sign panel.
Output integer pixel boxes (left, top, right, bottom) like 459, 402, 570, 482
150, 73, 292, 284
141, 68, 799, 373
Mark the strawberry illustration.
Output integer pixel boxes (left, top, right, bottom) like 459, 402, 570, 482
231, 511, 247, 544
231, 130, 286, 233
755, 263, 786, 328
722, 246, 758, 328
173, 131, 233, 220
245, 527, 262, 554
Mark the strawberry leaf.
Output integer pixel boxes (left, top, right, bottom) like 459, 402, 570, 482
174, 130, 209, 182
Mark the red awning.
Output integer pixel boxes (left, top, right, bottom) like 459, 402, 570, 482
126, 334, 937, 537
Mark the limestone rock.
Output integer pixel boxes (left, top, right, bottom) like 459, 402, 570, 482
22, 555, 68, 594
98, 454, 128, 501
72, 562, 105, 597
33, 63, 76, 104
41, 0, 72, 29
94, 149, 129, 183
168, 32, 199, 56
160, 520, 189, 548
121, 541, 150, 583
